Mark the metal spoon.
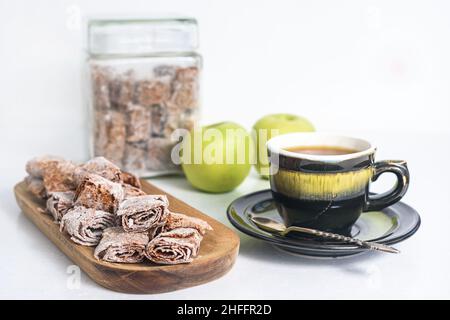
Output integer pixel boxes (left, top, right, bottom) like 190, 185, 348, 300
250, 215, 400, 254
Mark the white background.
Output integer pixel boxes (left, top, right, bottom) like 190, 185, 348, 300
1, 0, 450, 299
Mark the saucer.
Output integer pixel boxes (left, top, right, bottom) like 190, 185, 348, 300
227, 190, 421, 258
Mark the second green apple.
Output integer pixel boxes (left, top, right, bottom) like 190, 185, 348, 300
252, 113, 315, 179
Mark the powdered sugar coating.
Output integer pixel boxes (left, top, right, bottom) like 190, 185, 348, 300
25, 175, 46, 199
120, 171, 141, 189
122, 183, 146, 200
25, 155, 65, 178
94, 227, 149, 263
60, 206, 116, 246
90, 64, 200, 175
165, 212, 213, 235
74, 173, 124, 213
145, 228, 202, 265
75, 156, 122, 184
46, 191, 75, 222
23, 155, 213, 265
117, 195, 169, 232
42, 160, 78, 193
26, 156, 77, 193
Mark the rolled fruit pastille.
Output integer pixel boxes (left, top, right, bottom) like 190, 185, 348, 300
74, 156, 141, 189
146, 211, 213, 240
122, 183, 146, 200
46, 191, 75, 222
26, 155, 78, 194
23, 154, 213, 265
145, 228, 203, 265
24, 176, 46, 199
164, 211, 213, 235
94, 227, 149, 263
74, 173, 124, 213
117, 195, 169, 232
74, 156, 122, 184
119, 170, 142, 189
25, 155, 65, 178
60, 206, 116, 246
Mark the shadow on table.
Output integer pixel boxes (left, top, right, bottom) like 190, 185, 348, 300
237, 233, 388, 275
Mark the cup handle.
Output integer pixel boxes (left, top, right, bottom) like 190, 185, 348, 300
365, 160, 410, 211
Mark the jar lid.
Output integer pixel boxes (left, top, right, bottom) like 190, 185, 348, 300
88, 18, 199, 56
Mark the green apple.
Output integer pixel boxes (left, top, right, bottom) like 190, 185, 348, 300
252, 113, 315, 178
181, 122, 253, 193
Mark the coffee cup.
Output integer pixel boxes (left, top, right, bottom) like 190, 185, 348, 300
267, 133, 409, 232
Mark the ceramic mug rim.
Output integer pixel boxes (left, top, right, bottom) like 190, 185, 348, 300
267, 132, 377, 163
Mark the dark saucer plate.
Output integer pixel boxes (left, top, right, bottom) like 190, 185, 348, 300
227, 190, 421, 258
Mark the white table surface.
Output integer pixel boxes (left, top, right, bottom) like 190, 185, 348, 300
1, 132, 449, 299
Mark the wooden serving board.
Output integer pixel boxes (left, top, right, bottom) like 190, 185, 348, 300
14, 179, 239, 294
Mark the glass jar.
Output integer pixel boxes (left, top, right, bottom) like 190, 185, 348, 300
87, 18, 201, 176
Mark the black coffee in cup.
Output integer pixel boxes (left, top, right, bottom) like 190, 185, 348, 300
285, 145, 359, 156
